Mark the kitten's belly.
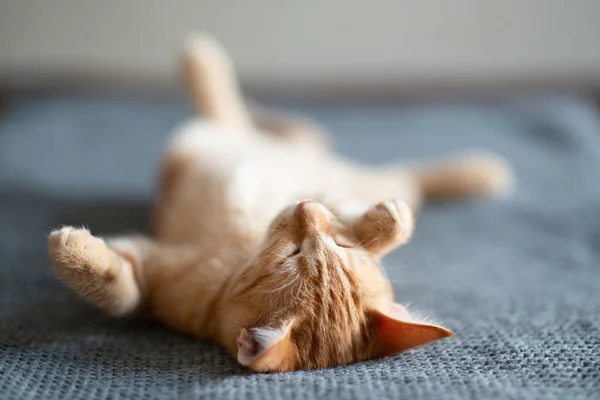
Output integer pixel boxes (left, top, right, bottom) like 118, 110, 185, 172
155, 120, 334, 244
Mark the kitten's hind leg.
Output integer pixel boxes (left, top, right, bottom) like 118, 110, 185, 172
48, 227, 144, 316
409, 151, 513, 201
251, 107, 330, 150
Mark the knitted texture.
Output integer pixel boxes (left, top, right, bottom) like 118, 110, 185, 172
1, 95, 599, 399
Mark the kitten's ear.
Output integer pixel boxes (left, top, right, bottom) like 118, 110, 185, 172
237, 322, 295, 372
371, 305, 454, 357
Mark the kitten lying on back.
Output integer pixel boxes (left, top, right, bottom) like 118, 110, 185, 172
48, 33, 512, 372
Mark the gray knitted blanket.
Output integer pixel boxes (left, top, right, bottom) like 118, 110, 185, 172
0, 95, 599, 399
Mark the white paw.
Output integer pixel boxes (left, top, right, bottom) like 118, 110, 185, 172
368, 199, 414, 240
48, 226, 118, 281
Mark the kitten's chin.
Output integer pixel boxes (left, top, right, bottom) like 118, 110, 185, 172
295, 199, 326, 216
294, 199, 332, 230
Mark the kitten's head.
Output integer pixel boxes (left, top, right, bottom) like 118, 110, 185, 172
229, 200, 453, 372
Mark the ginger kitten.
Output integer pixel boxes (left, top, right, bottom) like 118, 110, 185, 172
48, 33, 512, 372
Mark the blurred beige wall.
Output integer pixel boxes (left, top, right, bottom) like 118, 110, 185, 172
1, 0, 600, 89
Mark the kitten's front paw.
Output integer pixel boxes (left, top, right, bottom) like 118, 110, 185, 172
367, 199, 414, 242
49, 226, 120, 282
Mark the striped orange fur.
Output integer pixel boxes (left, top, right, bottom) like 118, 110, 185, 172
48, 33, 512, 372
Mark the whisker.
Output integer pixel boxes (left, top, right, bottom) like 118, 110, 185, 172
294, 278, 304, 299
261, 277, 298, 294
360, 235, 380, 248
388, 280, 420, 285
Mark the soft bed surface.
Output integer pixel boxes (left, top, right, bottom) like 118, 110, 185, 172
1, 95, 599, 399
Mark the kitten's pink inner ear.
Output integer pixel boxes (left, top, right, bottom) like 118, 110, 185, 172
236, 324, 295, 372
371, 309, 454, 357
388, 303, 411, 320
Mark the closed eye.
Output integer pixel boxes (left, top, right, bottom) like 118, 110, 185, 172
290, 246, 301, 257
277, 245, 301, 268
334, 238, 354, 249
